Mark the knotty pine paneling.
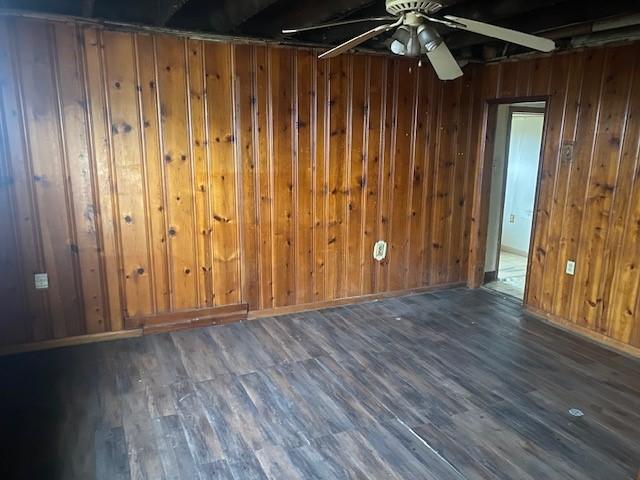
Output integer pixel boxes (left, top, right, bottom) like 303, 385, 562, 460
474, 42, 640, 352
0, 15, 477, 347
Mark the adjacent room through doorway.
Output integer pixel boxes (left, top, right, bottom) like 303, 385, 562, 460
484, 101, 545, 300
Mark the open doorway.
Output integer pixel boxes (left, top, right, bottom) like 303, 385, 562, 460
483, 101, 546, 300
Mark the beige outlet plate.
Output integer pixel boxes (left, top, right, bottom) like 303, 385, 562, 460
34, 272, 49, 289
373, 240, 387, 261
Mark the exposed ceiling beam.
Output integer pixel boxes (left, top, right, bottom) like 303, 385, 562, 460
154, 0, 191, 25
243, 0, 377, 37
91, 0, 182, 25
444, 0, 640, 50
279, 0, 375, 26
439, 0, 563, 23
80, 0, 95, 17
3, 0, 87, 16
208, 0, 282, 32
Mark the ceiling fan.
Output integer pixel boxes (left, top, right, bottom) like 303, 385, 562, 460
282, 0, 555, 81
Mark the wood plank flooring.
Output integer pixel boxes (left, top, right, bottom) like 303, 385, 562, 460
1, 287, 640, 479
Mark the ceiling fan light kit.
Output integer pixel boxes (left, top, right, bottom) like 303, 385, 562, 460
417, 24, 443, 52
282, 0, 556, 81
390, 26, 411, 55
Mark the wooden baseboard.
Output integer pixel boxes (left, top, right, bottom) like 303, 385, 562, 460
143, 310, 247, 334
1, 284, 465, 355
0, 329, 143, 356
126, 303, 249, 333
248, 282, 466, 320
524, 305, 640, 360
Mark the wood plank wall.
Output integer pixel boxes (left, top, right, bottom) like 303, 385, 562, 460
0, 15, 479, 347
474, 42, 640, 352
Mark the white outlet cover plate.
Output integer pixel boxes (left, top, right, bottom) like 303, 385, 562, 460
566, 260, 576, 275
34, 272, 49, 289
373, 240, 387, 261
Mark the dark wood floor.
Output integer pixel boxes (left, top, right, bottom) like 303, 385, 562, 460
2, 287, 640, 479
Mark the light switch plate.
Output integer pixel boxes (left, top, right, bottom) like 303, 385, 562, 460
373, 240, 387, 261
566, 260, 576, 275
34, 272, 49, 289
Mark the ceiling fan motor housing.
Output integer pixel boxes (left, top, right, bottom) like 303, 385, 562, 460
385, 0, 442, 16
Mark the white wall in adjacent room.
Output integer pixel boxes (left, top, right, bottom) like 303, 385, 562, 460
501, 112, 544, 256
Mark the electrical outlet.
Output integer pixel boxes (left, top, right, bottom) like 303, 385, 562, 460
566, 260, 576, 275
562, 141, 575, 163
373, 240, 387, 261
509, 214, 515, 224
34, 272, 49, 289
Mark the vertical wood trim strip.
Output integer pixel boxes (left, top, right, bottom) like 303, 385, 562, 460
291, 49, 299, 304
420, 72, 438, 286
133, 34, 157, 313
358, 56, 371, 295
444, 78, 461, 283
309, 51, 317, 303
430, 74, 445, 286
322, 57, 330, 301
385, 61, 399, 290
250, 46, 264, 309
460, 71, 477, 277
97, 29, 126, 328
152, 36, 174, 311
309, 52, 324, 301
153, 35, 175, 310
230, 43, 243, 303
183, 38, 201, 306
374, 58, 387, 291
267, 47, 276, 307
404, 61, 419, 289
201, 40, 214, 305
344, 55, 353, 297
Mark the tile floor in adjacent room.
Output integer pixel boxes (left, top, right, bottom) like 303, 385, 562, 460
484, 250, 529, 299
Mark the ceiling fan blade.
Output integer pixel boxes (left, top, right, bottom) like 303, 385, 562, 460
282, 17, 396, 34
426, 42, 463, 80
415, 12, 464, 29
443, 15, 555, 52
318, 17, 403, 60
